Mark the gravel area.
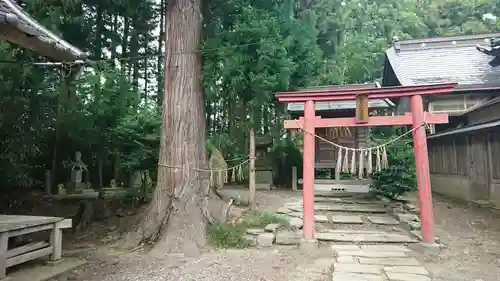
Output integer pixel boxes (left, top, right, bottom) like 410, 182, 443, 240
48, 189, 333, 281
45, 190, 500, 281
50, 244, 331, 281
405, 194, 500, 281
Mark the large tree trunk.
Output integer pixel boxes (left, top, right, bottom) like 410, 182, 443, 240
138, 0, 213, 255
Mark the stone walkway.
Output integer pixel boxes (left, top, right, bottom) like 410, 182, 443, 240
276, 196, 418, 244
274, 195, 433, 281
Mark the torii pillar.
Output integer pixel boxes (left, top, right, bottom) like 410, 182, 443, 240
275, 83, 457, 244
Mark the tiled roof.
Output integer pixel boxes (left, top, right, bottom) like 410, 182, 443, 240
287, 99, 393, 112
0, 0, 87, 61
286, 83, 394, 112
384, 33, 500, 89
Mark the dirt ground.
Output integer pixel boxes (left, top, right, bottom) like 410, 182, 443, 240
47, 190, 332, 281
416, 194, 500, 281
7, 190, 500, 281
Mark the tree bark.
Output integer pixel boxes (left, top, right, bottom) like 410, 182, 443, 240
139, 0, 211, 255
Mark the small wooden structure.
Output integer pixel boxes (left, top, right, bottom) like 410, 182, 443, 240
287, 84, 394, 185
0, 0, 86, 61
275, 83, 456, 244
0, 215, 71, 278
0, 1, 84, 278
428, 96, 500, 207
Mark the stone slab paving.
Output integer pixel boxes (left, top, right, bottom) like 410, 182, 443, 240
288, 212, 304, 218
275, 231, 302, 245
331, 214, 364, 224
289, 217, 304, 229
316, 231, 417, 243
285, 203, 386, 213
335, 250, 407, 258
331, 244, 432, 281
314, 214, 329, 223
367, 216, 400, 225
332, 272, 384, 281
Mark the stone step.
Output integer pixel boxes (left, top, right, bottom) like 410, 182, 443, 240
331, 215, 364, 224
286, 204, 386, 214
331, 244, 412, 252
366, 216, 400, 225
316, 231, 417, 244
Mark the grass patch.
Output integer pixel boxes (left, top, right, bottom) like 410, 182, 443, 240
208, 209, 289, 248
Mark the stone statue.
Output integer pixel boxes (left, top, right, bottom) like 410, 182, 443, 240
63, 151, 89, 193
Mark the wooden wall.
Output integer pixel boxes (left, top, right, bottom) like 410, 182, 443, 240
315, 127, 370, 169
428, 130, 500, 204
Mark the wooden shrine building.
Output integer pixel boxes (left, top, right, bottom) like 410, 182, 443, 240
287, 84, 394, 192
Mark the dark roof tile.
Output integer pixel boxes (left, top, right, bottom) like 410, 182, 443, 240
385, 33, 500, 88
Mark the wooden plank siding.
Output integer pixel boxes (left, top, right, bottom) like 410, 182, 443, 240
489, 131, 500, 180
315, 127, 369, 169
429, 136, 468, 176
428, 129, 500, 203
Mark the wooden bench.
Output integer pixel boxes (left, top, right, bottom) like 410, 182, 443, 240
0, 215, 71, 279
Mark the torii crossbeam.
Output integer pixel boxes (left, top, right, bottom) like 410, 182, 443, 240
274, 83, 457, 245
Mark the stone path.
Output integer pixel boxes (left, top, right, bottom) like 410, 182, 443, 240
277, 195, 433, 280
277, 196, 418, 244
331, 244, 431, 281
285, 243, 433, 281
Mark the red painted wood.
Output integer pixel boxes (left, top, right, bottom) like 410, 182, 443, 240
275, 83, 457, 102
284, 113, 448, 129
302, 100, 316, 240
410, 95, 436, 244
278, 83, 457, 245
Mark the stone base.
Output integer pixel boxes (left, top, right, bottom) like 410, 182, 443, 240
409, 242, 442, 256
44, 259, 63, 266
299, 238, 318, 251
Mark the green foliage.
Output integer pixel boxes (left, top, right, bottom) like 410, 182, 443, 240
1, 0, 500, 193
111, 109, 161, 173
270, 135, 303, 184
208, 209, 289, 248
208, 223, 250, 248
370, 127, 417, 199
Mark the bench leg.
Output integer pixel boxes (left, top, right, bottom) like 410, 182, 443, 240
50, 223, 62, 261
0, 232, 8, 279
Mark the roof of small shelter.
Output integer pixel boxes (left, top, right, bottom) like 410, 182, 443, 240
286, 83, 395, 113
0, 0, 87, 61
383, 33, 500, 90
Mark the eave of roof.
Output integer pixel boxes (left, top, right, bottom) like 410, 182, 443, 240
286, 83, 395, 112
275, 83, 457, 102
459, 95, 500, 116
385, 33, 500, 88
428, 119, 500, 139
0, 0, 87, 61
286, 99, 394, 112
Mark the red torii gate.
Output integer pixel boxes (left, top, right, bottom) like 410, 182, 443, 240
275, 83, 457, 245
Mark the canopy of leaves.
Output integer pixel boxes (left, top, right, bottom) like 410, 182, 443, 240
0, 0, 498, 191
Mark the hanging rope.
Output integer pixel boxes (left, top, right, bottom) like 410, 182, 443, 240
294, 119, 427, 152
294, 119, 428, 175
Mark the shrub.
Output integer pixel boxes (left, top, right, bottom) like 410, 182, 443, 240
207, 209, 289, 248
370, 137, 417, 199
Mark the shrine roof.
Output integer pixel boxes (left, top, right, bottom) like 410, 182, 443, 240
287, 99, 393, 112
0, 0, 87, 61
384, 33, 500, 89
285, 83, 394, 112
428, 118, 500, 139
